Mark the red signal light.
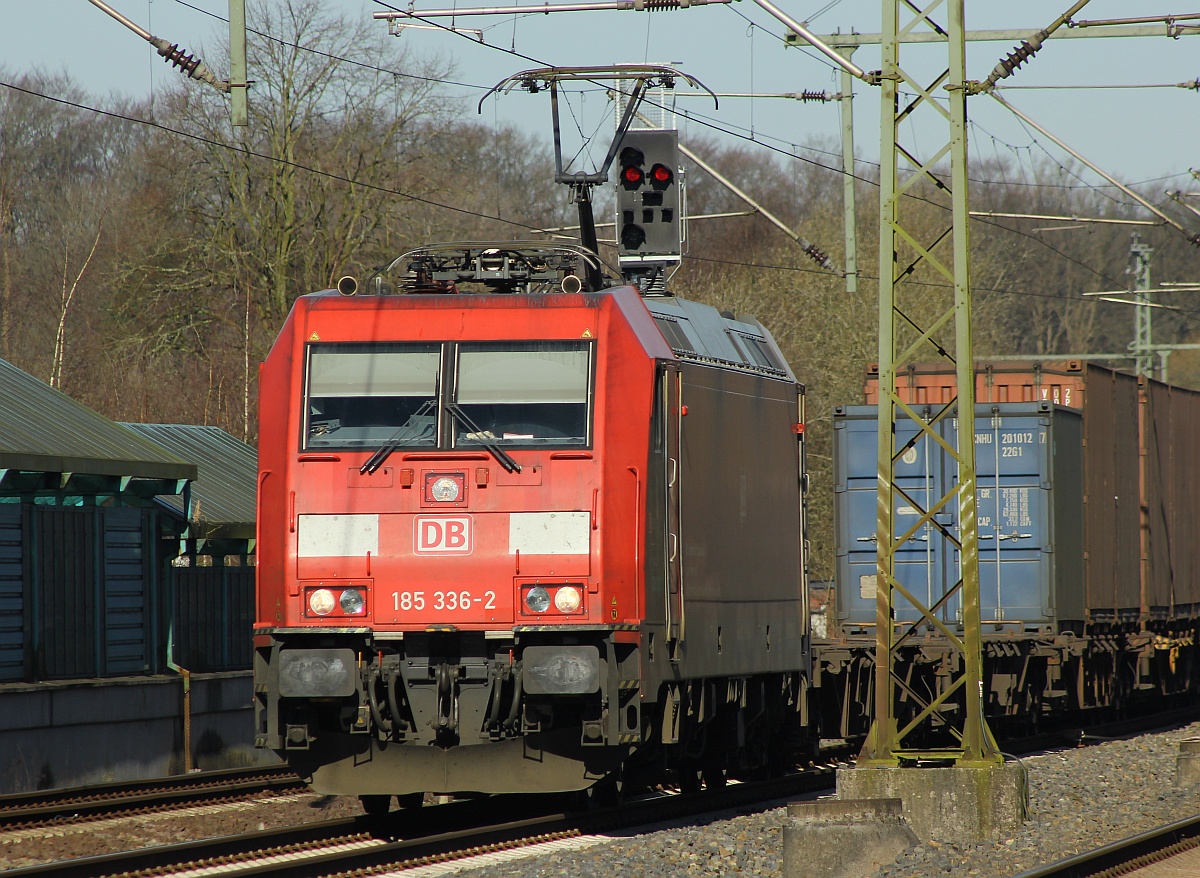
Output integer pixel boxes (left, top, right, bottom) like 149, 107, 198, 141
622, 165, 644, 187
649, 163, 673, 190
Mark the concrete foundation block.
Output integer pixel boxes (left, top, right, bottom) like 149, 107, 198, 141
783, 798, 918, 878
1176, 738, 1200, 788
836, 763, 1028, 844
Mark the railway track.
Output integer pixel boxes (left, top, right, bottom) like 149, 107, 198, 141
1003, 704, 1200, 755
3, 765, 841, 878
0, 766, 304, 830
9, 707, 1199, 877
1012, 814, 1200, 878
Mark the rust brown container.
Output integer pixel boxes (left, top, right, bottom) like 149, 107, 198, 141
862, 361, 1200, 628
863, 360, 1088, 409
1081, 367, 1141, 626
1143, 379, 1200, 620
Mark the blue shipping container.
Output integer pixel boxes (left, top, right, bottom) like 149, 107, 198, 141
834, 402, 1085, 635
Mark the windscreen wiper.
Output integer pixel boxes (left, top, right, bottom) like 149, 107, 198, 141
360, 399, 436, 475
445, 403, 521, 474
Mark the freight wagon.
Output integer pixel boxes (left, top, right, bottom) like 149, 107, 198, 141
816, 362, 1200, 740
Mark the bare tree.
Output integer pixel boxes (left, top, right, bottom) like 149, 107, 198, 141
51, 203, 107, 388
150, 0, 456, 318
0, 71, 136, 392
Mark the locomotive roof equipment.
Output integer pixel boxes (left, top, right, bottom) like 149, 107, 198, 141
350, 241, 612, 297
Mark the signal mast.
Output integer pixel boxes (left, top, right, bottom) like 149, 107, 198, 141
479, 65, 715, 291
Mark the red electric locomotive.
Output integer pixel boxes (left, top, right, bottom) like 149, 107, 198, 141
253, 243, 812, 811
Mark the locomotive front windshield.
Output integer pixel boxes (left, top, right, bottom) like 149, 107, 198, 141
305, 343, 440, 449
454, 342, 590, 447
303, 340, 592, 450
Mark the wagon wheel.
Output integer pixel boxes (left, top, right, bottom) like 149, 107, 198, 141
1024, 688, 1042, 735
680, 768, 703, 794
575, 774, 624, 809
359, 794, 391, 816
678, 763, 703, 794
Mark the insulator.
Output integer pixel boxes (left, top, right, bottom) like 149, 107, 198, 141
985, 31, 1046, 88
634, 0, 685, 10
804, 243, 833, 271
998, 42, 1037, 75
796, 90, 831, 103
157, 43, 203, 79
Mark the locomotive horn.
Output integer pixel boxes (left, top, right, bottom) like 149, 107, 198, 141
337, 276, 359, 296
560, 274, 583, 294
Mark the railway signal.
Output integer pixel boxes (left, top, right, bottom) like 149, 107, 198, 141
615, 129, 682, 267
479, 66, 712, 289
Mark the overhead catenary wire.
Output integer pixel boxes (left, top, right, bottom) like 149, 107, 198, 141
995, 81, 1200, 91
58, 2, 1200, 306
147, 6, 1172, 292
176, 0, 1194, 217
686, 253, 1200, 324
9, 73, 1197, 327
0, 78, 542, 234
990, 91, 1200, 244
172, 0, 492, 90
4, 9, 1193, 331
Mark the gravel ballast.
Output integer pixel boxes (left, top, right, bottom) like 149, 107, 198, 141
452, 722, 1200, 878
5, 722, 1200, 876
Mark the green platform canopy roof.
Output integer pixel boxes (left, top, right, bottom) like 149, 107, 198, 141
0, 358, 195, 483
122, 424, 257, 540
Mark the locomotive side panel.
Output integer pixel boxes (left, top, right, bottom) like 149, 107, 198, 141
255, 318, 298, 631
674, 363, 807, 678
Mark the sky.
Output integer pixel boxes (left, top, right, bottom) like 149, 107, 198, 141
2, 1, 1199, 199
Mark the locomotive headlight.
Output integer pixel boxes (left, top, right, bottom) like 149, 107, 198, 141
553, 585, 582, 613
308, 588, 336, 616
430, 475, 462, 502
524, 586, 551, 614
339, 588, 365, 615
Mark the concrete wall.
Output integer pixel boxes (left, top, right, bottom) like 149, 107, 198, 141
0, 672, 279, 793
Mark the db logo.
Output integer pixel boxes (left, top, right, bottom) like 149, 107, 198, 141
414, 516, 473, 554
